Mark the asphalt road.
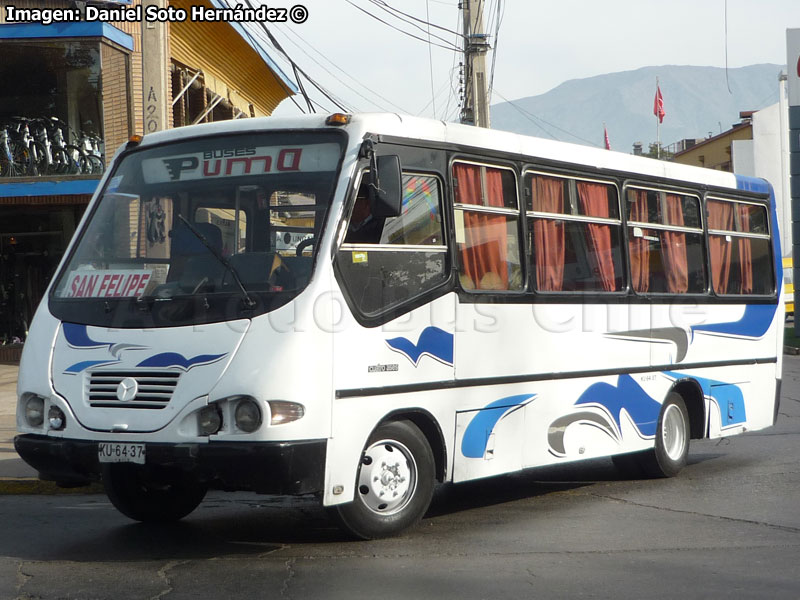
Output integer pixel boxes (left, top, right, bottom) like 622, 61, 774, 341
1, 358, 799, 600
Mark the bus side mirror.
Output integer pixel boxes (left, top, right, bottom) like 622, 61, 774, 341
369, 155, 402, 218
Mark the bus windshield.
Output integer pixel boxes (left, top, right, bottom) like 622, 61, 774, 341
49, 130, 345, 328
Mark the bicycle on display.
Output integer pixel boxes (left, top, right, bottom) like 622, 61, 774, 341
0, 124, 30, 177
0, 116, 105, 177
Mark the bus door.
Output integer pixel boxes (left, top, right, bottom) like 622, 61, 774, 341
332, 165, 454, 434
449, 160, 530, 481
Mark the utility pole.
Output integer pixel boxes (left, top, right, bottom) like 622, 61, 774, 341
460, 0, 491, 128
141, 0, 169, 134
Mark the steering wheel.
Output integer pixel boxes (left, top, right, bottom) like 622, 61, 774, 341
296, 237, 315, 257
191, 276, 209, 295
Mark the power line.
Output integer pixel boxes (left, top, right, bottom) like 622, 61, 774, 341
492, 89, 602, 147
367, 0, 464, 39
426, 0, 437, 118
487, 0, 504, 102
344, 0, 461, 52
240, 0, 352, 112
272, 23, 411, 114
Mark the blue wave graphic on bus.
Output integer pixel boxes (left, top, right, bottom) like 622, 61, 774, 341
62, 323, 147, 374
663, 371, 746, 428
385, 326, 454, 367
64, 360, 121, 374
461, 394, 536, 458
63, 323, 146, 355
690, 304, 776, 339
575, 375, 661, 438
136, 352, 226, 370
63, 323, 108, 348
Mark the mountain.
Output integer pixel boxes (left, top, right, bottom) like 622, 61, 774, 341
490, 64, 785, 154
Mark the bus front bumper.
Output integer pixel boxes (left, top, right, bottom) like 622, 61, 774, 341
14, 434, 326, 494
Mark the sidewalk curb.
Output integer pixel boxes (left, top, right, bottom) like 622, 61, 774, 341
0, 478, 103, 495
784, 346, 800, 355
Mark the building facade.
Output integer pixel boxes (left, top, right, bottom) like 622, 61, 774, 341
0, 0, 295, 360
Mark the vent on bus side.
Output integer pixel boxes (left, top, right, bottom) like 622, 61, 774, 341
87, 371, 180, 409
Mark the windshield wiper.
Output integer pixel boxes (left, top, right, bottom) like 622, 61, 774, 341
176, 215, 256, 308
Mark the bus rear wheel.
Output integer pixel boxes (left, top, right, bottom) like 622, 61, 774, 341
331, 420, 435, 539
640, 393, 690, 478
102, 464, 207, 522
612, 393, 690, 479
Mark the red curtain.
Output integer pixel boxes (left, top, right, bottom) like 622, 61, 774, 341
577, 182, 617, 291
454, 163, 509, 290
708, 200, 734, 294
628, 189, 650, 292
660, 194, 689, 293
532, 176, 565, 291
737, 205, 753, 294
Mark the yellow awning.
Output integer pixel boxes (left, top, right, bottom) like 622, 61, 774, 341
169, 0, 295, 116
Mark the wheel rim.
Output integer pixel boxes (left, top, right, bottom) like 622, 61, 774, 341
661, 404, 687, 461
357, 438, 418, 516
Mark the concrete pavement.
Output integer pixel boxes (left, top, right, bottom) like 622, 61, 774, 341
0, 363, 99, 494
0, 363, 44, 491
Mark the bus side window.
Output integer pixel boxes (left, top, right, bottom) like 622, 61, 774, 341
527, 173, 623, 293
707, 198, 774, 296
452, 162, 523, 292
627, 189, 706, 295
337, 171, 448, 317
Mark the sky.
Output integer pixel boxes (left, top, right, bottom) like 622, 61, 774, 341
245, 0, 800, 119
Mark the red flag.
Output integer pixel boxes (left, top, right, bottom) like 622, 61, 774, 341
604, 125, 611, 150
654, 85, 665, 123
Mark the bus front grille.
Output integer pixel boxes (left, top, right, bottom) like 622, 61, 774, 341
87, 371, 180, 409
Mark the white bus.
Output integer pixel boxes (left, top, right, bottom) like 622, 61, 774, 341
15, 113, 783, 539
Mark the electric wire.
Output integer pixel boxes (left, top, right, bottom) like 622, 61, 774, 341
426, 0, 437, 118
240, 0, 352, 112
272, 23, 411, 114
492, 89, 602, 147
366, 0, 464, 39
724, 0, 733, 94
344, 0, 461, 52
487, 0, 504, 103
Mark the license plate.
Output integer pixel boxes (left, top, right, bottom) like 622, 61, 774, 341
98, 442, 146, 465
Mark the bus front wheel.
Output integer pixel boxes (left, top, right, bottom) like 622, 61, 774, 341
331, 420, 435, 539
102, 464, 207, 522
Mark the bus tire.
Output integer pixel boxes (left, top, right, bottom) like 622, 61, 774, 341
331, 420, 435, 539
639, 393, 690, 478
102, 464, 207, 522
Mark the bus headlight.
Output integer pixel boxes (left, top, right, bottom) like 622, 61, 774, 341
198, 404, 222, 436
234, 398, 262, 433
24, 395, 45, 428
268, 401, 305, 426
48, 406, 66, 430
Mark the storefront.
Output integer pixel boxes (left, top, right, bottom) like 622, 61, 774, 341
0, 0, 296, 360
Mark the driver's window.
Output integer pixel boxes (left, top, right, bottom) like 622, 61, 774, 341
344, 172, 444, 246
336, 171, 448, 318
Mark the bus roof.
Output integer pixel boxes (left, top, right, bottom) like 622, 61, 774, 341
133, 113, 758, 193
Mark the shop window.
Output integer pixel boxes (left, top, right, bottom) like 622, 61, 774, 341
0, 38, 127, 178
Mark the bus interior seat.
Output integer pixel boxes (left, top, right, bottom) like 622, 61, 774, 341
167, 222, 224, 288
